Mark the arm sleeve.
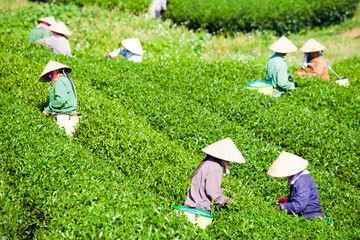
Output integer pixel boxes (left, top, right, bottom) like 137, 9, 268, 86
205, 169, 228, 207
278, 182, 310, 215
277, 63, 296, 90
46, 80, 68, 112
108, 49, 122, 58
35, 38, 48, 46
302, 54, 308, 69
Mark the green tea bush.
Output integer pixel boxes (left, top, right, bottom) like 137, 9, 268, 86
32, 0, 152, 13
164, 0, 359, 35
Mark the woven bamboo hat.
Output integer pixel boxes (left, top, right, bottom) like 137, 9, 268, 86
37, 16, 56, 26
268, 152, 308, 178
121, 38, 144, 55
201, 137, 246, 164
39, 61, 72, 82
268, 36, 298, 54
299, 39, 326, 53
49, 21, 71, 36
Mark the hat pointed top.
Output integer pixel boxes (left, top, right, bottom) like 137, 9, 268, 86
268, 36, 298, 54
268, 152, 308, 178
121, 38, 144, 55
37, 16, 56, 26
39, 61, 72, 82
299, 38, 326, 53
201, 137, 246, 164
49, 21, 71, 36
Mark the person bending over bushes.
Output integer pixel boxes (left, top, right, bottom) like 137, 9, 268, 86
106, 38, 144, 63
39, 61, 80, 136
185, 137, 245, 212
268, 152, 325, 219
29, 16, 56, 43
36, 22, 72, 57
295, 39, 330, 80
266, 36, 298, 97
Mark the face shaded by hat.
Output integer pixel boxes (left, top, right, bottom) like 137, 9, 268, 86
268, 36, 298, 54
49, 22, 72, 36
299, 39, 326, 53
201, 137, 246, 164
268, 151, 308, 178
37, 16, 56, 26
121, 38, 144, 56
39, 61, 72, 82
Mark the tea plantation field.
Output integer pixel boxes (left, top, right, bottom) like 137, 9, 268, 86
1, 0, 360, 239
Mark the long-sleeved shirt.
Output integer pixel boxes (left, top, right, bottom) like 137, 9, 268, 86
185, 157, 228, 212
29, 27, 51, 42
302, 52, 323, 69
45, 75, 77, 114
309, 56, 330, 80
108, 48, 142, 63
36, 35, 72, 57
266, 53, 296, 97
279, 173, 324, 219
150, 0, 167, 11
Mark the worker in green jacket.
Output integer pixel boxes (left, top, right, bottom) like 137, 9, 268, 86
266, 36, 298, 97
29, 16, 56, 43
39, 61, 80, 136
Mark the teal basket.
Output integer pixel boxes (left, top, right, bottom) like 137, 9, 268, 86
172, 206, 214, 218
246, 80, 272, 88
246, 80, 273, 95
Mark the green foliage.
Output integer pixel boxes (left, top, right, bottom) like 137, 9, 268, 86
1, 1, 360, 239
32, 0, 152, 13
164, 0, 359, 35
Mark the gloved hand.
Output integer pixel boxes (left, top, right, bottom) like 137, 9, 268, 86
276, 197, 288, 204
288, 75, 293, 81
105, 55, 111, 58
294, 82, 298, 88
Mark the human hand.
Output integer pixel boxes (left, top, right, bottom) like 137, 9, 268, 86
42, 109, 48, 116
105, 55, 111, 58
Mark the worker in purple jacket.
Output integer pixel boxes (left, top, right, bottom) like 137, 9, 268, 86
185, 137, 246, 212
268, 152, 325, 219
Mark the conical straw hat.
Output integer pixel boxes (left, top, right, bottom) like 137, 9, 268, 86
37, 16, 56, 26
201, 137, 246, 164
268, 152, 308, 178
121, 38, 144, 55
49, 21, 71, 36
299, 39, 326, 53
268, 36, 298, 54
39, 61, 72, 82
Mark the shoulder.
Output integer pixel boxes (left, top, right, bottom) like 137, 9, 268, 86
295, 174, 314, 187
56, 76, 69, 85
203, 159, 222, 173
268, 54, 285, 65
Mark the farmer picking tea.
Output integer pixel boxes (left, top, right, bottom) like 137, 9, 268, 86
28, 16, 56, 42
106, 38, 144, 63
268, 152, 325, 219
266, 36, 298, 97
36, 22, 72, 57
39, 61, 80, 136
148, 0, 167, 18
185, 137, 245, 212
173, 138, 245, 229
295, 39, 330, 80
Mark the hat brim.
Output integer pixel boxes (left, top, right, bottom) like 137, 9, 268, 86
39, 61, 72, 82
